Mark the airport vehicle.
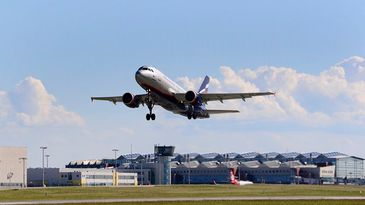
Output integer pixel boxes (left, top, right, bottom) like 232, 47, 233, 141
91, 66, 274, 121
230, 170, 253, 186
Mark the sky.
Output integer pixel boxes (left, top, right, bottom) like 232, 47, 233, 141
0, 0, 365, 168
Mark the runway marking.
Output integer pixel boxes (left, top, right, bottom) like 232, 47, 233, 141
2, 196, 365, 204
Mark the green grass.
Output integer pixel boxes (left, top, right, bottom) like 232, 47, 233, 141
35, 201, 365, 205
1, 184, 365, 202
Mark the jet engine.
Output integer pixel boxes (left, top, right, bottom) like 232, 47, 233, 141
122, 92, 139, 108
185, 90, 197, 103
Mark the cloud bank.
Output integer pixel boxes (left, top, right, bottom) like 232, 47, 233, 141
178, 56, 365, 126
0, 77, 84, 126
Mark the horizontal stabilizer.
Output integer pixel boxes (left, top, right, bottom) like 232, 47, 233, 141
206, 109, 240, 114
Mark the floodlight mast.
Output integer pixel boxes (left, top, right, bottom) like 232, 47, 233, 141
112, 149, 119, 169
45, 155, 50, 168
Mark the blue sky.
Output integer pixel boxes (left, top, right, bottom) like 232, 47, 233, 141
0, 0, 365, 168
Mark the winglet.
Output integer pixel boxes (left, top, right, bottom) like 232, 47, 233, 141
272, 90, 278, 96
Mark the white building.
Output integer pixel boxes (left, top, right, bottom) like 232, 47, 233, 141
0, 147, 27, 188
27, 168, 137, 187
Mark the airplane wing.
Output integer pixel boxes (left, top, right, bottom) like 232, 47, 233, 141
91, 96, 124, 104
206, 109, 240, 114
174, 92, 274, 103
200, 92, 274, 103
91, 94, 148, 105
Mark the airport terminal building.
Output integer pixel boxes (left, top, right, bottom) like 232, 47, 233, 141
14, 145, 364, 187
0, 147, 27, 188
27, 168, 137, 187
4, 146, 364, 187
64, 148, 365, 186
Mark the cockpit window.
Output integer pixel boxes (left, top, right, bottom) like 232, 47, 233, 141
138, 66, 154, 72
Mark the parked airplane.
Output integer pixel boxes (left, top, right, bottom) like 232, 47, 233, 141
230, 169, 253, 186
91, 66, 274, 121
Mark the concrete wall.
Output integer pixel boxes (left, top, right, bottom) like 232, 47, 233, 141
0, 147, 27, 188
27, 168, 137, 187
28, 168, 62, 187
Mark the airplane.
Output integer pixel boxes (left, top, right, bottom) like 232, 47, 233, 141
91, 66, 274, 121
230, 169, 253, 186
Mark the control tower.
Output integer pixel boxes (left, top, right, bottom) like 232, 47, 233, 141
154, 145, 175, 185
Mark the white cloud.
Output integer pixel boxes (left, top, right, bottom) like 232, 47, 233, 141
0, 91, 12, 119
177, 56, 365, 126
118, 127, 135, 135
221, 66, 260, 92
336, 56, 365, 82
1, 76, 84, 126
348, 81, 365, 105
177, 76, 222, 91
176, 76, 201, 91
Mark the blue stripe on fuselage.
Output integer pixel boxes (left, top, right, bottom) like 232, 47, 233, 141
140, 83, 186, 110
140, 83, 209, 119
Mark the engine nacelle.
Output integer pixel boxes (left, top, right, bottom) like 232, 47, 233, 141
122, 92, 139, 108
185, 90, 197, 103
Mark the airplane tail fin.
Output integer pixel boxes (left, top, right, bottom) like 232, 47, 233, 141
230, 169, 237, 184
198, 76, 210, 94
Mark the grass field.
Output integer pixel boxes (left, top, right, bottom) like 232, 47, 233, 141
52, 201, 365, 205
1, 184, 365, 202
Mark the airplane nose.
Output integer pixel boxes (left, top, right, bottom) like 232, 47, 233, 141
135, 70, 145, 83
135, 70, 141, 77
135, 70, 141, 80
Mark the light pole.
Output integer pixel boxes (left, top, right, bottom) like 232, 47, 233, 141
238, 162, 241, 180
187, 154, 190, 185
45, 155, 50, 168
40, 146, 47, 187
140, 158, 144, 185
112, 149, 119, 168
130, 144, 133, 167
112, 149, 118, 186
19, 157, 27, 188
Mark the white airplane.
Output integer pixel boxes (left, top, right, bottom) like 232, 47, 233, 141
230, 169, 253, 186
91, 66, 274, 121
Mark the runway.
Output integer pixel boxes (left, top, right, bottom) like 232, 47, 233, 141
2, 196, 365, 204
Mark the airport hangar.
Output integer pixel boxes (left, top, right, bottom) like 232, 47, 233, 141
0, 147, 27, 188
59, 146, 365, 186
2, 146, 365, 188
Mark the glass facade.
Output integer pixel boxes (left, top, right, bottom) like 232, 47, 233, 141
335, 157, 364, 179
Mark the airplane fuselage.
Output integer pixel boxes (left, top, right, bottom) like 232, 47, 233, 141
135, 66, 209, 119
91, 66, 274, 121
